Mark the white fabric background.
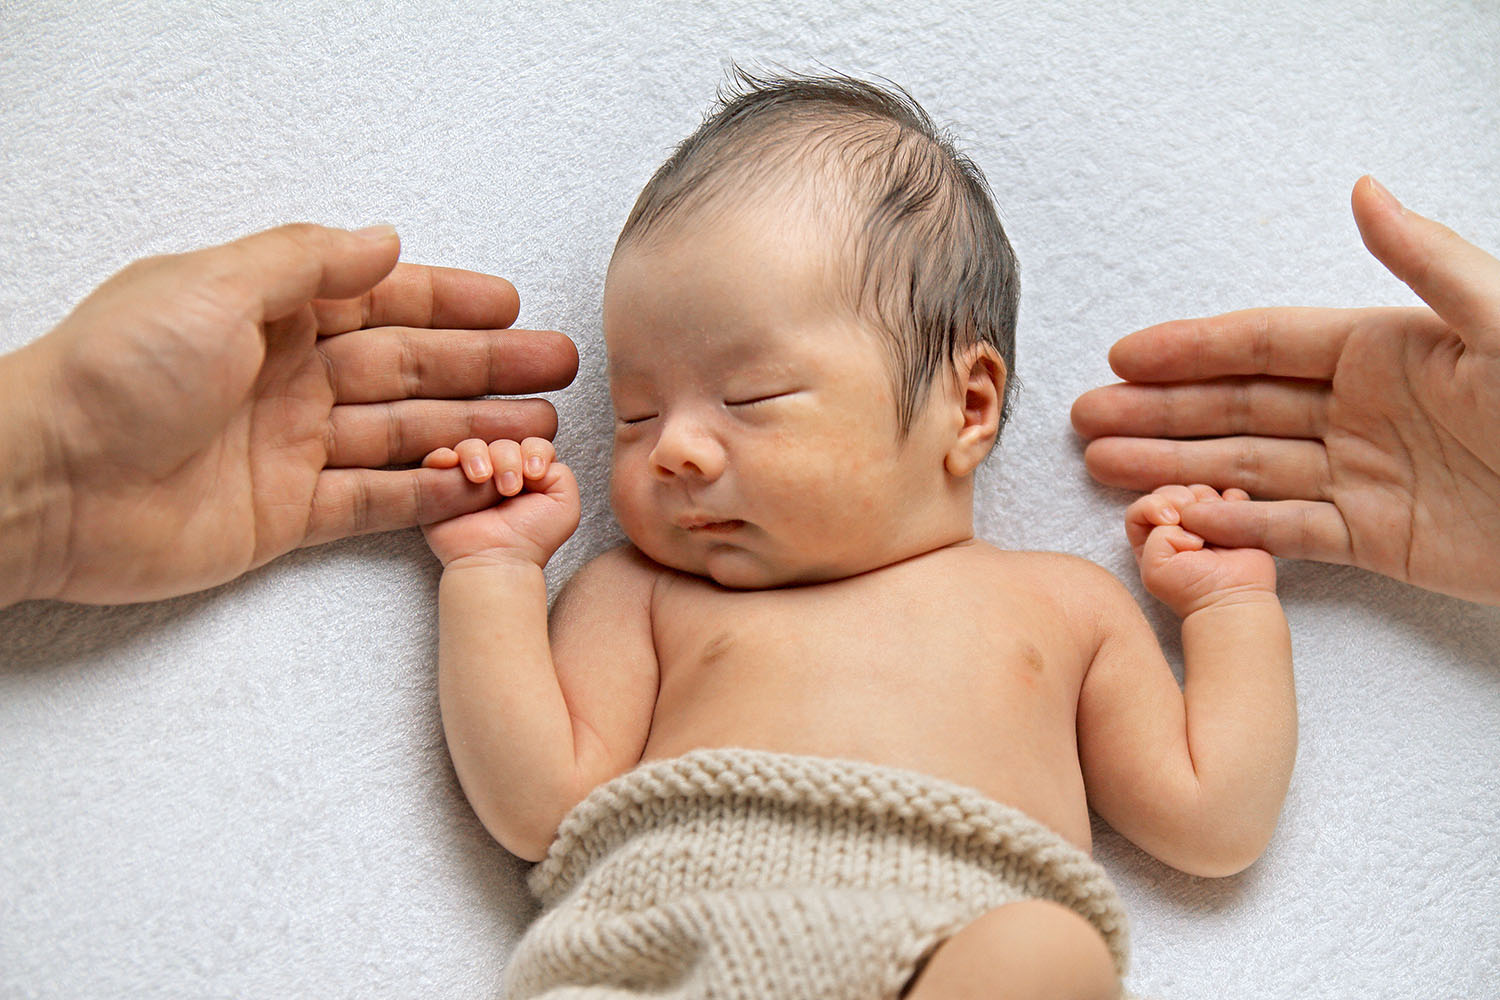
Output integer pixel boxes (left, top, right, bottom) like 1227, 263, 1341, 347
2, 2, 1498, 997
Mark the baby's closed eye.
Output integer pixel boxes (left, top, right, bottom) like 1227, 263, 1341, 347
724, 389, 802, 409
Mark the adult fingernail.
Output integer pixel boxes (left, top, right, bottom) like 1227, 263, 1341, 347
1366, 176, 1402, 213
354, 224, 399, 240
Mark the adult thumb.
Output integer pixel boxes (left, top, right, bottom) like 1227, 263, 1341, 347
1351, 176, 1500, 347
215, 222, 402, 323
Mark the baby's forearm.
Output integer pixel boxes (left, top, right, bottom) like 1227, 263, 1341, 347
1178, 593, 1295, 873
437, 558, 584, 861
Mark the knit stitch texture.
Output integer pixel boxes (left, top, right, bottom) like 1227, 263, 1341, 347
506, 748, 1129, 998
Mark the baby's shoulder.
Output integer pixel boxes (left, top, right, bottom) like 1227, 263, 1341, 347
963, 542, 1135, 608
552, 544, 663, 619
573, 543, 662, 580
965, 541, 1118, 582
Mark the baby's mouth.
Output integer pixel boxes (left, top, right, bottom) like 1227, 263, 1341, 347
679, 517, 746, 534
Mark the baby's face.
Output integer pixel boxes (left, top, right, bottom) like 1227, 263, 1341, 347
603, 206, 962, 589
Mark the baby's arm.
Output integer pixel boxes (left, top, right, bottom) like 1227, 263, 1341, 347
422, 438, 658, 862
1076, 485, 1295, 877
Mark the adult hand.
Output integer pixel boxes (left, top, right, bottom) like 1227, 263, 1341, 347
0, 224, 577, 607
1072, 177, 1500, 606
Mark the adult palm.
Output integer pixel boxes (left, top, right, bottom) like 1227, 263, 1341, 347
1072, 177, 1500, 606
5, 224, 576, 605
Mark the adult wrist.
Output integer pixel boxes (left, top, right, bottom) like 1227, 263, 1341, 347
0, 341, 71, 607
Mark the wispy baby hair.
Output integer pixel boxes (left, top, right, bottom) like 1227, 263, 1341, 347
614, 66, 1020, 435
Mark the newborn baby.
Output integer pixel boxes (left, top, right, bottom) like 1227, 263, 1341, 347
421, 72, 1295, 1000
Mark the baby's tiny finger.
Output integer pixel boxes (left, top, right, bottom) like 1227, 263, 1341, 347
1224, 488, 1251, 502
1166, 526, 1206, 553
1130, 493, 1179, 525
455, 438, 493, 482
521, 437, 557, 480
1188, 483, 1221, 502
1153, 484, 1197, 508
488, 439, 525, 496
422, 447, 459, 469
1139, 522, 1183, 568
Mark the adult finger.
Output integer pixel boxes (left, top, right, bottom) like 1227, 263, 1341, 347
212, 223, 403, 322
312, 262, 522, 335
1106, 307, 1361, 383
1071, 377, 1329, 440
325, 398, 559, 468
1351, 175, 1500, 349
302, 466, 517, 547
319, 327, 578, 403
1082, 435, 1332, 500
1178, 498, 1354, 566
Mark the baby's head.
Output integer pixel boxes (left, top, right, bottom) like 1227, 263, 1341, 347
603, 71, 1019, 589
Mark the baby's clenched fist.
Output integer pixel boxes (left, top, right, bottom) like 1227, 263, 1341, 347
1126, 485, 1277, 618
421, 437, 580, 570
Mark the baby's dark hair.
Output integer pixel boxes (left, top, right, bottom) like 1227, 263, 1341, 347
614, 68, 1020, 436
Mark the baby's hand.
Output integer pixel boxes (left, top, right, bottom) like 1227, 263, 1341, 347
1127, 485, 1277, 617
420, 437, 580, 569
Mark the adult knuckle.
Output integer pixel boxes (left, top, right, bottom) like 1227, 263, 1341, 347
384, 402, 403, 461
398, 331, 423, 398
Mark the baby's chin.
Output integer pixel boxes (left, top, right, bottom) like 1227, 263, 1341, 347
625, 534, 797, 590
632, 535, 866, 591
669, 548, 783, 590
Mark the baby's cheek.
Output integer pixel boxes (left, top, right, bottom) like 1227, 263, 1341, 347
609, 475, 651, 537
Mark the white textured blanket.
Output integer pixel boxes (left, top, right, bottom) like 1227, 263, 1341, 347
1, 3, 1497, 998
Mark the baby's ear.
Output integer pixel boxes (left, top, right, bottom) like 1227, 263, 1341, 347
944, 345, 1004, 477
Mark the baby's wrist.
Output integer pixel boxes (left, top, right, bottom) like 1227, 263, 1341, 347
1174, 584, 1280, 620
442, 550, 550, 576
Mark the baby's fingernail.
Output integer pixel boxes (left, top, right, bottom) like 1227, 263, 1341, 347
462, 456, 486, 479
525, 457, 543, 477
500, 472, 521, 494
1163, 507, 1179, 523
354, 224, 399, 240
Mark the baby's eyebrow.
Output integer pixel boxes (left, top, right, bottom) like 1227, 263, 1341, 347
606, 357, 656, 383
607, 326, 790, 384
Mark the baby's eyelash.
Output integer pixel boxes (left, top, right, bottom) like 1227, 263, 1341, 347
616, 413, 658, 426
726, 391, 796, 408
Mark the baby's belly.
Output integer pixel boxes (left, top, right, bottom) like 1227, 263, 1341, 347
639, 664, 1094, 851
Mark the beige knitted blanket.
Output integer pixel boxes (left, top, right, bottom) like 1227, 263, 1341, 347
505, 748, 1129, 999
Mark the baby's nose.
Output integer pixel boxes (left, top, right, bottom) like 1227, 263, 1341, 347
649, 415, 726, 482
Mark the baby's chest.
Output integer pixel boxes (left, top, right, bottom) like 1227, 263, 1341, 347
648, 575, 1083, 724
